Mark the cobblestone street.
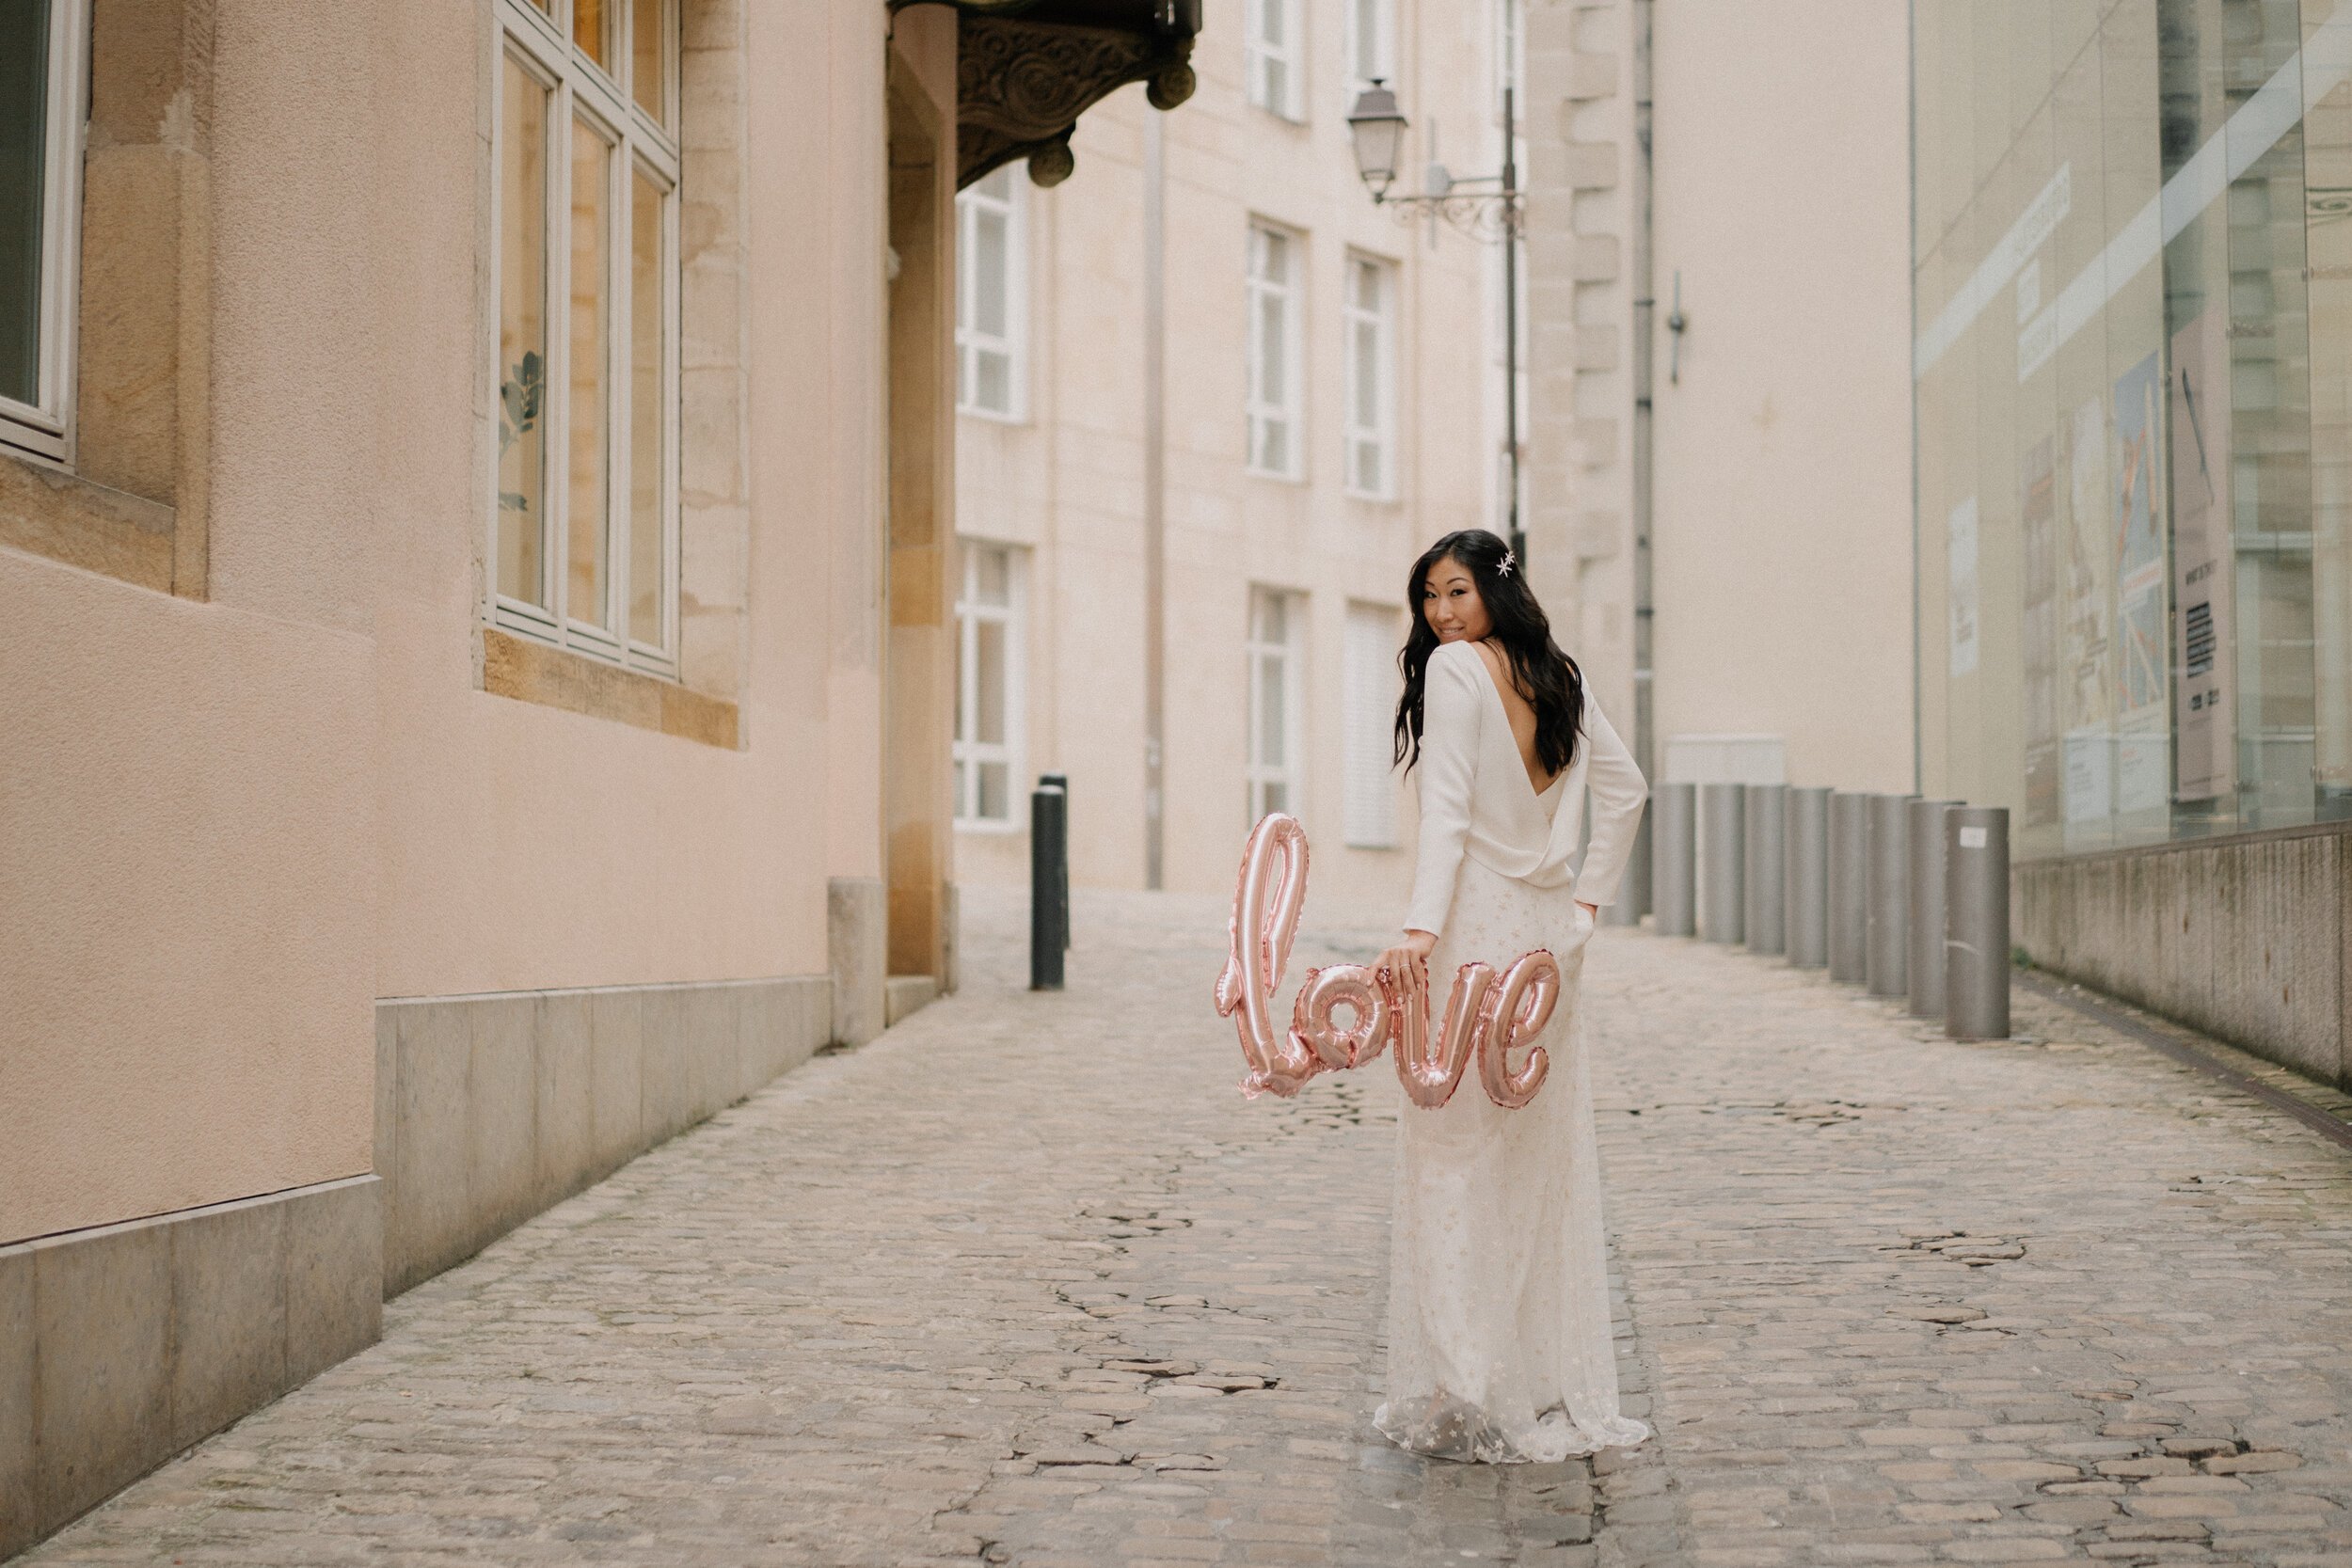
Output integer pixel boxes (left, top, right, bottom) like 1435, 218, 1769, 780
21, 891, 2352, 1567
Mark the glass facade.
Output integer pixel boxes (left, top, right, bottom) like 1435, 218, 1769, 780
1915, 0, 2352, 859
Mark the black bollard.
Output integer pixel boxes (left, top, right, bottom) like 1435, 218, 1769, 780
1030, 779, 1068, 990
1039, 772, 1071, 950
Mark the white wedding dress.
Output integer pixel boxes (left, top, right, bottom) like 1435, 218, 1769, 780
1374, 640, 1651, 1464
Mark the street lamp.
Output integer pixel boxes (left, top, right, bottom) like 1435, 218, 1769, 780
1346, 79, 1524, 562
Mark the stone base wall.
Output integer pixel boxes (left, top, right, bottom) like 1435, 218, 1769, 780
375, 976, 831, 1298
0, 1176, 381, 1559
2016, 820, 2352, 1087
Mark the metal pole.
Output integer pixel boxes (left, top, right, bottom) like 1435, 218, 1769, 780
1502, 86, 1521, 562
1867, 793, 1915, 997
1744, 783, 1786, 956
1946, 806, 2010, 1040
1652, 783, 1696, 936
1029, 782, 1068, 990
1699, 782, 1745, 944
1906, 798, 1961, 1019
1828, 791, 1870, 983
1784, 786, 1831, 968
1040, 772, 1071, 949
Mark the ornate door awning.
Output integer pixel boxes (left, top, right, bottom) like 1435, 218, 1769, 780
893, 0, 1200, 189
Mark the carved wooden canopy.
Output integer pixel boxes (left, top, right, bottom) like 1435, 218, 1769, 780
894, 0, 1201, 189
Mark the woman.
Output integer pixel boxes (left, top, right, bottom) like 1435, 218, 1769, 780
1372, 528, 1650, 1465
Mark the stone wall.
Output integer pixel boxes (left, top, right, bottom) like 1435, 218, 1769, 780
2015, 821, 2352, 1087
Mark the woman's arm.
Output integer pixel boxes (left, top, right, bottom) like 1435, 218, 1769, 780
1569, 692, 1647, 907
1402, 644, 1484, 939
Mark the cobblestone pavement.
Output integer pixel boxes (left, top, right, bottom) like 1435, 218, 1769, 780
19, 892, 2352, 1567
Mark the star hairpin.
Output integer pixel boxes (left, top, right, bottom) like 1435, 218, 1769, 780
1498, 548, 1517, 578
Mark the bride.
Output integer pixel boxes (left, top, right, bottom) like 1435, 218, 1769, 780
1371, 528, 1651, 1465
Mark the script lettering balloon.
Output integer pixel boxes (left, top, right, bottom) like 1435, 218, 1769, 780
1217, 813, 1565, 1109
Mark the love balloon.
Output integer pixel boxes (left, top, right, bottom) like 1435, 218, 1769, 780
1212, 813, 1561, 1109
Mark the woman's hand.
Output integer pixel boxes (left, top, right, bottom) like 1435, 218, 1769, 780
1577, 900, 1599, 923
1375, 929, 1438, 993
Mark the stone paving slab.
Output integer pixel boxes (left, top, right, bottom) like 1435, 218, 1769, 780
16, 890, 2352, 1567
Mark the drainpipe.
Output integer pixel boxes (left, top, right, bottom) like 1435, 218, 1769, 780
1143, 111, 1168, 890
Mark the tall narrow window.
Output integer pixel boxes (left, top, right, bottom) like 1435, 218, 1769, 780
1248, 223, 1302, 480
1248, 588, 1304, 822
1343, 602, 1401, 847
956, 167, 1025, 420
0, 0, 87, 463
955, 543, 1025, 826
1247, 0, 1301, 120
1343, 255, 1394, 499
1347, 0, 1392, 87
494, 0, 679, 674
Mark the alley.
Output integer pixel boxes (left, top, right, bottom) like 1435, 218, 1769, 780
21, 894, 2352, 1568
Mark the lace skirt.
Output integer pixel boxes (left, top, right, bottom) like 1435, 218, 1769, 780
1374, 857, 1650, 1464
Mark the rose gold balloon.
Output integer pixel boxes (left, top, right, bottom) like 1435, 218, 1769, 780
1290, 963, 1390, 1070
1475, 949, 1559, 1109
1213, 814, 1322, 1097
1394, 961, 1490, 1109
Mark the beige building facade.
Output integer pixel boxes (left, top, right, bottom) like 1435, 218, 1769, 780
1522, 0, 1917, 876
952, 0, 1522, 913
0, 0, 1194, 1552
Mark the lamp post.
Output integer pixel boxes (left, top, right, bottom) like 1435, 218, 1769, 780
1347, 79, 1523, 561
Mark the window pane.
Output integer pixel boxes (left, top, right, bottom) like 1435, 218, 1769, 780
976, 618, 1007, 745
1262, 780, 1288, 816
973, 209, 1009, 336
1260, 0, 1284, 48
974, 350, 1009, 415
628, 167, 664, 647
1259, 657, 1287, 766
498, 56, 550, 607
978, 761, 1009, 821
1355, 321, 1378, 425
568, 116, 612, 630
976, 545, 1010, 606
631, 0, 670, 126
1354, 0, 1377, 78
573, 0, 611, 68
0, 0, 48, 407
1258, 293, 1285, 404
954, 758, 968, 817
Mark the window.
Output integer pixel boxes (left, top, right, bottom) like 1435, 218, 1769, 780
1347, 0, 1393, 87
0, 0, 88, 463
1343, 256, 1394, 498
1247, 0, 1302, 120
955, 542, 1025, 826
1343, 603, 1400, 847
493, 0, 680, 676
956, 167, 1026, 420
1248, 223, 1303, 480
1247, 588, 1304, 822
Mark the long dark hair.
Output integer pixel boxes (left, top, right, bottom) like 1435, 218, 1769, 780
1392, 529, 1585, 775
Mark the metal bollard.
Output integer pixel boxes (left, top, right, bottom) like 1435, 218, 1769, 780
1605, 812, 1653, 927
1866, 793, 1915, 997
1946, 806, 2010, 1040
1029, 781, 1068, 990
1040, 772, 1072, 950
1906, 799, 1962, 1019
1783, 786, 1831, 968
1827, 792, 1870, 983
1744, 783, 1787, 956
1652, 783, 1696, 936
1700, 783, 1746, 943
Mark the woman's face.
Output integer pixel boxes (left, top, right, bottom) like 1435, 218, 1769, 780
1421, 556, 1491, 644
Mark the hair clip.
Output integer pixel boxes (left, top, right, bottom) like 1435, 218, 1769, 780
1498, 548, 1517, 578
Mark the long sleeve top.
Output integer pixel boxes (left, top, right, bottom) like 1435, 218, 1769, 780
1403, 640, 1648, 938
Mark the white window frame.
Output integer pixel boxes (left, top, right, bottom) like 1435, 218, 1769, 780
1247, 587, 1305, 824
1246, 0, 1304, 121
0, 0, 89, 465
956, 167, 1027, 421
489, 0, 682, 679
1343, 253, 1396, 500
1247, 222, 1304, 482
1343, 601, 1401, 848
1345, 0, 1394, 89
955, 541, 1026, 828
